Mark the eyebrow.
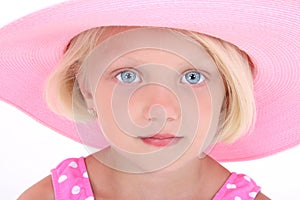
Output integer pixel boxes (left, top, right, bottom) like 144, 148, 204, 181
109, 56, 212, 78
113, 56, 194, 69
117, 57, 144, 64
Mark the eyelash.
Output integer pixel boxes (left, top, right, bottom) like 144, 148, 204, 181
115, 70, 142, 84
114, 69, 207, 85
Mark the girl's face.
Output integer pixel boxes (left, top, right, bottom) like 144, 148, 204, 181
79, 27, 226, 172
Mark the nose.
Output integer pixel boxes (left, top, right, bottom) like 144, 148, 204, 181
131, 84, 180, 122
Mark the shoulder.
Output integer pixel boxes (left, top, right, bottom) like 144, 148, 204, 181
255, 192, 271, 200
213, 169, 269, 200
17, 175, 54, 200
17, 157, 84, 200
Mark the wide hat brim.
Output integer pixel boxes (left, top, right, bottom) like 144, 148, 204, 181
0, 0, 299, 162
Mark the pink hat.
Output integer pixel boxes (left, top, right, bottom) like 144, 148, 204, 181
0, 0, 299, 162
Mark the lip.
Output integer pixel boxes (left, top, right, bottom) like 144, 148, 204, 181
140, 133, 183, 147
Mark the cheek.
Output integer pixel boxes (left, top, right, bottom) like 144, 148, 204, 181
94, 75, 121, 109
194, 84, 225, 152
184, 89, 213, 152
94, 81, 116, 126
127, 92, 149, 127
94, 81, 139, 138
196, 89, 213, 130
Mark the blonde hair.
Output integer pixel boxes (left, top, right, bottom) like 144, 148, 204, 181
45, 26, 256, 143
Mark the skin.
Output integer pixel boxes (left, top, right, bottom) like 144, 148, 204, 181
80, 26, 227, 173
18, 27, 270, 199
90, 48, 219, 172
18, 156, 270, 200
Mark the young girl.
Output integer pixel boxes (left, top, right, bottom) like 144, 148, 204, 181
1, 1, 299, 199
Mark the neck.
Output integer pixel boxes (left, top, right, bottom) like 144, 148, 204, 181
115, 157, 206, 199
88, 148, 229, 199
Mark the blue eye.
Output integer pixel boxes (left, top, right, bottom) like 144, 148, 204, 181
181, 71, 206, 85
116, 70, 141, 83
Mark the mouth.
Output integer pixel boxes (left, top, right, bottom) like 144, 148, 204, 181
140, 133, 183, 147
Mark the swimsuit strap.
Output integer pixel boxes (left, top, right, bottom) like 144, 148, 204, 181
51, 157, 94, 200
213, 172, 261, 200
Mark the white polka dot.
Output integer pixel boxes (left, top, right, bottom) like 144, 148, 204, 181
244, 175, 251, 182
85, 197, 94, 200
71, 185, 81, 195
226, 183, 237, 189
234, 196, 242, 200
249, 192, 257, 198
83, 171, 88, 178
69, 161, 78, 168
58, 175, 67, 183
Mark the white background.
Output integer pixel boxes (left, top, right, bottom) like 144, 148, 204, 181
0, 1, 299, 199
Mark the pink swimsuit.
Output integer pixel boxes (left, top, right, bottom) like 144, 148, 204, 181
51, 157, 261, 200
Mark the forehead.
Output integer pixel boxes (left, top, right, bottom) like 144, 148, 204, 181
97, 26, 138, 44
94, 27, 218, 74
109, 49, 217, 75
78, 27, 225, 93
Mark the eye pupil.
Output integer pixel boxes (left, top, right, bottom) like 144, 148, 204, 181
125, 73, 132, 79
121, 71, 136, 83
184, 71, 203, 84
189, 74, 196, 80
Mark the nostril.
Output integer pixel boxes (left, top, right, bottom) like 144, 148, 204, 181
143, 105, 180, 122
166, 117, 176, 122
